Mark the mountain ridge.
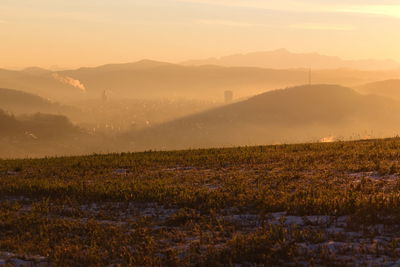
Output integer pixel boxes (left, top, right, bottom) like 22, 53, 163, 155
182, 49, 400, 70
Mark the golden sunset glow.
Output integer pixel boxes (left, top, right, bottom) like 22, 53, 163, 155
2, 0, 400, 69
5, 2, 400, 265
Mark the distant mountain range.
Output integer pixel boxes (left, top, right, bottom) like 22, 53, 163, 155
1, 54, 400, 103
182, 49, 400, 70
57, 60, 400, 101
124, 84, 400, 151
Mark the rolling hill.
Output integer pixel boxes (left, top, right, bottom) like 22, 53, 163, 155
0, 110, 79, 139
0, 68, 88, 102
0, 88, 77, 115
60, 62, 309, 99
20, 67, 52, 76
0, 109, 108, 158
356, 79, 400, 100
124, 84, 400, 150
183, 49, 400, 70
1, 60, 400, 102
59, 61, 400, 100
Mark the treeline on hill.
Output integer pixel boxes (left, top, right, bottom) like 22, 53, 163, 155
0, 88, 79, 119
0, 109, 79, 139
0, 110, 112, 158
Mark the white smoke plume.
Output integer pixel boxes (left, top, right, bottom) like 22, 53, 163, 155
52, 73, 86, 92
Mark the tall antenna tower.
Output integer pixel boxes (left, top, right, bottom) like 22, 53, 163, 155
308, 67, 312, 85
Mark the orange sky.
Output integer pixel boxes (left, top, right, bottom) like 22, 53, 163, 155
1, 0, 400, 69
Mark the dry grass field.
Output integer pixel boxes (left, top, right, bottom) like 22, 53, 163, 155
2, 138, 400, 266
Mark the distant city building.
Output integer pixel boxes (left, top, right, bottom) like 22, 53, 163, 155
102, 90, 108, 103
224, 90, 233, 103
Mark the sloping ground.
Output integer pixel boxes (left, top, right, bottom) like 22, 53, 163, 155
0, 110, 79, 139
125, 84, 400, 151
0, 110, 104, 158
0, 69, 86, 102
356, 79, 400, 100
0, 88, 76, 115
3, 138, 400, 265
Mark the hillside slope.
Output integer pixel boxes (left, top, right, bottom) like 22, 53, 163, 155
356, 79, 400, 100
0, 88, 76, 115
3, 138, 400, 265
0, 110, 105, 158
0, 69, 87, 102
0, 109, 80, 139
125, 84, 400, 150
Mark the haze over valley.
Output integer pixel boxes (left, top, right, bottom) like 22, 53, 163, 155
6, 1, 400, 266
4, 55, 400, 105
3, 47, 400, 157
2, 59, 400, 157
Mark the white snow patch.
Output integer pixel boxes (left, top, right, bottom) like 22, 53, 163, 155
349, 171, 399, 181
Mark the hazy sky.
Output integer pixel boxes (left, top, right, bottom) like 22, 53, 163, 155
2, 0, 400, 69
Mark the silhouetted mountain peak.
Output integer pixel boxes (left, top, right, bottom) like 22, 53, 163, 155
182, 49, 400, 70
71, 59, 175, 74
21, 67, 51, 75
133, 59, 173, 68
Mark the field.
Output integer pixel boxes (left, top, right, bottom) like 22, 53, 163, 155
3, 138, 400, 266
